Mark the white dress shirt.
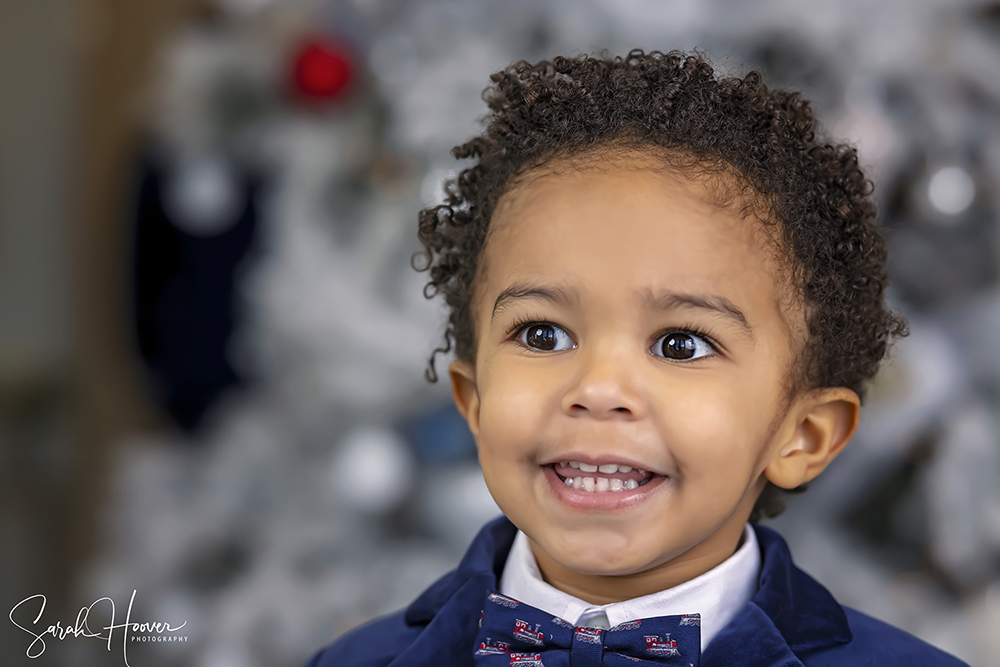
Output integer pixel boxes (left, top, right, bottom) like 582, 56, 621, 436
499, 524, 760, 652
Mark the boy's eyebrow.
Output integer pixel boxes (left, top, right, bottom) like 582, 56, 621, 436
491, 282, 753, 338
639, 288, 753, 339
492, 283, 579, 320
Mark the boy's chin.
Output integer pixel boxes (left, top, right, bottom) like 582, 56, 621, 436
534, 532, 667, 577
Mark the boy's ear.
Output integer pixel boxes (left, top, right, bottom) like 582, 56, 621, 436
449, 359, 481, 440
764, 387, 860, 490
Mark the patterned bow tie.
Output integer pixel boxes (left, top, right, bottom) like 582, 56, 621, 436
473, 591, 700, 667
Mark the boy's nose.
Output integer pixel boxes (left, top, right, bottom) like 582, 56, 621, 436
561, 347, 645, 419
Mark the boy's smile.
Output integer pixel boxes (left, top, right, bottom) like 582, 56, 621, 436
449, 152, 859, 604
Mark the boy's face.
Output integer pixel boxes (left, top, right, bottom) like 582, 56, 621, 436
450, 154, 857, 592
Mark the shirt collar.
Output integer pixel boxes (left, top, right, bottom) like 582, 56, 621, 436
498, 525, 760, 652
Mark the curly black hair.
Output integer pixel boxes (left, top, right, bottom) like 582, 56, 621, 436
412, 49, 908, 521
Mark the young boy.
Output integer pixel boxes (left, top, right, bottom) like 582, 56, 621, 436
306, 50, 968, 666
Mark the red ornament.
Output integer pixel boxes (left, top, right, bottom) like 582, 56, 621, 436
290, 37, 354, 102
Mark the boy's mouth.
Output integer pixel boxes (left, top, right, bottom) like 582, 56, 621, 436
550, 460, 657, 493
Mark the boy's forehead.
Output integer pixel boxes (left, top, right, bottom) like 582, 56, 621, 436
494, 158, 683, 246
490, 156, 767, 275
501, 144, 762, 203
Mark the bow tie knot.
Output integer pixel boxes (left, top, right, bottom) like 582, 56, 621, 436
474, 592, 700, 666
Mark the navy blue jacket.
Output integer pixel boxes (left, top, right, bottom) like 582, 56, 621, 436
306, 517, 968, 666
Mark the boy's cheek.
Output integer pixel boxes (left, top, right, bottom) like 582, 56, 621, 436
681, 457, 760, 499
477, 399, 544, 455
474, 422, 548, 466
482, 371, 553, 418
477, 449, 522, 508
665, 404, 766, 488
665, 394, 751, 449
671, 379, 779, 437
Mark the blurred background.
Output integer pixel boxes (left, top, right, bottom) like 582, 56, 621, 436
3, 0, 1000, 665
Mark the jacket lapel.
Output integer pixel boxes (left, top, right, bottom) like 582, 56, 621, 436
703, 602, 806, 667
751, 525, 852, 655
702, 524, 853, 666
395, 518, 852, 667
394, 517, 517, 667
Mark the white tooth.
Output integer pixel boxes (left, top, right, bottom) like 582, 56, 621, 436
596, 477, 610, 492
582, 477, 596, 492
578, 462, 598, 473
610, 479, 624, 492
564, 476, 574, 486
573, 477, 584, 490
637, 469, 646, 476
569, 461, 581, 469
598, 463, 618, 473
618, 465, 632, 473
625, 479, 638, 490
559, 461, 570, 468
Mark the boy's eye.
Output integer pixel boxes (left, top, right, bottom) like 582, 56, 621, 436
516, 323, 576, 352
651, 331, 715, 361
